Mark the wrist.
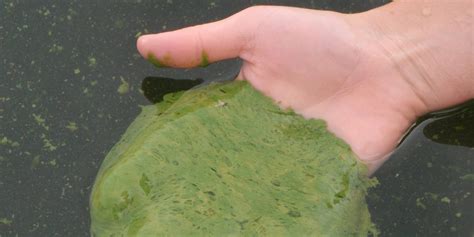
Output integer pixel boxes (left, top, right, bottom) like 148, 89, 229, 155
348, 0, 473, 114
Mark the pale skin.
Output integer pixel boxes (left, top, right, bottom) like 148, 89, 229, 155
136, 0, 473, 175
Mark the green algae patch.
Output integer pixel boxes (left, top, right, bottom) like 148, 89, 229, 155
66, 121, 78, 132
147, 52, 174, 68
199, 51, 209, 67
0, 218, 12, 226
0, 136, 20, 147
33, 113, 49, 130
90, 81, 376, 236
147, 52, 165, 68
117, 77, 130, 95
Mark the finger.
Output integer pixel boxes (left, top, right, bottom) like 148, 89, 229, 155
136, 11, 252, 68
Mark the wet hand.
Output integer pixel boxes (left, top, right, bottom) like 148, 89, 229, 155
136, 4, 472, 174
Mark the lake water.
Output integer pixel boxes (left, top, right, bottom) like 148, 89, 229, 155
1, 0, 472, 236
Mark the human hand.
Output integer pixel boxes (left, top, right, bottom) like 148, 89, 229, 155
136, 3, 473, 174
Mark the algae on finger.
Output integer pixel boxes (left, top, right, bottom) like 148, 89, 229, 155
90, 80, 377, 237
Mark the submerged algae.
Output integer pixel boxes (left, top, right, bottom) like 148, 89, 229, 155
90, 81, 376, 236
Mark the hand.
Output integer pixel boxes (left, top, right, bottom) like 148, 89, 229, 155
136, 3, 473, 174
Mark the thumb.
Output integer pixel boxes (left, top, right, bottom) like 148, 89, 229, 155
136, 10, 253, 68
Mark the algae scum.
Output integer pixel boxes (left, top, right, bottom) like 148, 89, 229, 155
90, 81, 376, 236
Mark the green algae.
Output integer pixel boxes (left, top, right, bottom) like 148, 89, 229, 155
40, 133, 57, 151
0, 218, 12, 226
0, 136, 20, 147
147, 51, 210, 68
90, 81, 376, 236
147, 52, 165, 68
88, 56, 97, 67
117, 77, 130, 95
459, 174, 474, 181
33, 113, 49, 130
66, 121, 78, 132
440, 197, 451, 204
199, 51, 209, 67
139, 174, 151, 196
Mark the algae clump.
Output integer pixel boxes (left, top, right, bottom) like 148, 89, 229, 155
90, 81, 376, 236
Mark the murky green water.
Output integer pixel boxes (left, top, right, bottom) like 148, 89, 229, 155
1, 1, 471, 236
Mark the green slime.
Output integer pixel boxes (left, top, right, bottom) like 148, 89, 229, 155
147, 51, 209, 68
90, 81, 377, 236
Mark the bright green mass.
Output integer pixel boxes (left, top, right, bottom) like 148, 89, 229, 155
90, 80, 377, 236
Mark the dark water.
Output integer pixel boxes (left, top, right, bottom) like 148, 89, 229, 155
1, 0, 472, 236
368, 101, 474, 236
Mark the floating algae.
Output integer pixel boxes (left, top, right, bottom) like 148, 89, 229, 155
90, 81, 377, 236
